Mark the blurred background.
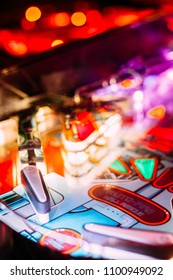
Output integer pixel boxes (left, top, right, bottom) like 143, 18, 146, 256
0, 0, 173, 69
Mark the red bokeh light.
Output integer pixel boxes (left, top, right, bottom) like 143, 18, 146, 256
1, 31, 28, 56
167, 17, 173, 31
86, 9, 103, 26
46, 12, 71, 27
21, 18, 36, 30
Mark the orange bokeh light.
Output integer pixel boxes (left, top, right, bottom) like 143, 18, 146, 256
147, 105, 166, 119
6, 40, 28, 56
51, 12, 70, 27
71, 12, 86, 26
25, 6, 42, 22
115, 14, 139, 27
51, 39, 64, 47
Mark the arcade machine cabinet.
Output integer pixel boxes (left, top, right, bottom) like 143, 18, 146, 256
1, 11, 173, 260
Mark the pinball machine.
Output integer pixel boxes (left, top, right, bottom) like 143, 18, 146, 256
0, 8, 173, 260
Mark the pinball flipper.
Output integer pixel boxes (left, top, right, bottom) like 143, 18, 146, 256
83, 223, 173, 259
21, 166, 51, 223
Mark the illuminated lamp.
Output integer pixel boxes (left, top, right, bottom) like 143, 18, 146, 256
71, 12, 86, 27
25, 6, 42, 22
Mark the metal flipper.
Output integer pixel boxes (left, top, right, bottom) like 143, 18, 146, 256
83, 223, 173, 259
21, 165, 50, 223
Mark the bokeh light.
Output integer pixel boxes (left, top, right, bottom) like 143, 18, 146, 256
71, 12, 86, 26
86, 10, 103, 26
0, 2, 168, 58
21, 18, 36, 30
5, 40, 28, 56
115, 14, 139, 27
167, 17, 173, 32
25, 6, 42, 22
51, 12, 70, 27
51, 39, 64, 47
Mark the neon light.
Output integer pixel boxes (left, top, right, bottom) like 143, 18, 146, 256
131, 158, 158, 181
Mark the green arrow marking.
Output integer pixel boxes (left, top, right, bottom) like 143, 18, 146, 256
109, 159, 129, 174
134, 158, 156, 180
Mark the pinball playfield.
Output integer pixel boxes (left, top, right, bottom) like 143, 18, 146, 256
1, 15, 173, 260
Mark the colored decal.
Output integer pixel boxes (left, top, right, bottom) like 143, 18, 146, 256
153, 167, 173, 191
39, 228, 81, 255
131, 158, 158, 181
74, 121, 95, 141
109, 157, 132, 175
89, 185, 170, 225
147, 105, 166, 119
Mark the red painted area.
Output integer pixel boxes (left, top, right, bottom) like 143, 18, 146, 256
89, 185, 170, 225
153, 167, 173, 193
